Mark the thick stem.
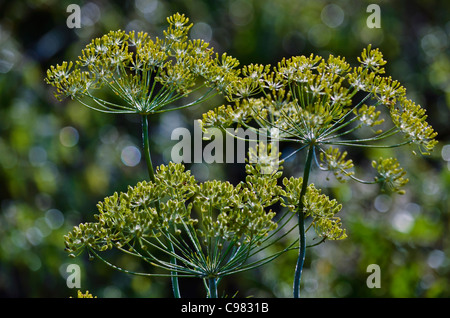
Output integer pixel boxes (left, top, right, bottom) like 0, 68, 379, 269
208, 277, 218, 298
142, 115, 181, 298
293, 145, 314, 298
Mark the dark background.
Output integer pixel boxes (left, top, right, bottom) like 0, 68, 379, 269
0, 0, 449, 297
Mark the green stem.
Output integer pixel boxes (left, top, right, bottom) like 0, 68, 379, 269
208, 277, 218, 298
142, 115, 157, 183
142, 115, 181, 298
293, 144, 314, 298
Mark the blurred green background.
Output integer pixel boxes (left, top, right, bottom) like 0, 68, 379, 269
0, 0, 449, 298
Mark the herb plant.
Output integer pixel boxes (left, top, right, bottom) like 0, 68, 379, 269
46, 13, 437, 298
200, 45, 437, 297
47, 13, 286, 298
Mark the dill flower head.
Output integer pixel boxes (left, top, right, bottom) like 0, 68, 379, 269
200, 45, 438, 194
45, 13, 240, 115
64, 161, 282, 278
281, 176, 346, 241
72, 290, 96, 298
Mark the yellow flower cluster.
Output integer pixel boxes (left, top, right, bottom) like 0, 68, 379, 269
372, 157, 409, 195
282, 177, 346, 240
200, 45, 438, 194
46, 13, 240, 115
64, 161, 282, 277
70, 290, 96, 298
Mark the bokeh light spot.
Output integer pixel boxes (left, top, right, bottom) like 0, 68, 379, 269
121, 145, 141, 167
392, 211, 414, 233
45, 209, 65, 230
321, 4, 345, 28
229, 0, 254, 26
190, 22, 213, 42
59, 126, 79, 148
135, 0, 159, 14
374, 194, 391, 213
427, 250, 445, 269
441, 144, 450, 161
190, 163, 210, 182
